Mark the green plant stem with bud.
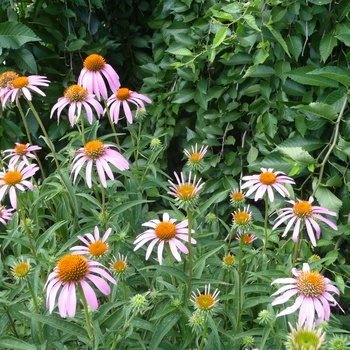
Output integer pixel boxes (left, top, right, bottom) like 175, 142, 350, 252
26, 99, 60, 170
111, 310, 137, 349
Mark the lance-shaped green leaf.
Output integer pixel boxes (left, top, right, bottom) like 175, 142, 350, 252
167, 47, 194, 57
307, 67, 350, 88
292, 102, 339, 121
0, 21, 41, 49
212, 26, 228, 48
319, 33, 338, 62
265, 23, 290, 57
0, 336, 36, 350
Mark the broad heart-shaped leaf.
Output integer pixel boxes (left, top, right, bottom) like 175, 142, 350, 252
288, 66, 339, 87
307, 67, 350, 88
319, 33, 338, 62
0, 21, 40, 49
0, 336, 36, 350
278, 147, 316, 165
292, 102, 339, 121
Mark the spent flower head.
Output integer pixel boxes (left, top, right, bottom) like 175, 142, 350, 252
230, 189, 246, 208
78, 53, 120, 100
168, 171, 205, 209
241, 167, 295, 202
222, 253, 235, 270
0, 71, 19, 89
191, 284, 220, 314
44, 254, 116, 318
50, 84, 103, 126
107, 87, 151, 124
271, 262, 344, 328
111, 253, 128, 275
236, 232, 258, 245
184, 144, 208, 171
11, 257, 31, 282
285, 322, 326, 350
149, 138, 162, 151
232, 206, 253, 232
70, 226, 112, 258
273, 196, 338, 247
71, 139, 129, 188
257, 309, 273, 325
327, 334, 350, 350
134, 212, 196, 265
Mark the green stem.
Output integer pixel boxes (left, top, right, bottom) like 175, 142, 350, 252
313, 95, 347, 196
263, 192, 269, 255
198, 317, 209, 350
292, 228, 303, 266
104, 100, 121, 148
80, 116, 86, 145
17, 195, 36, 258
166, 244, 176, 286
77, 283, 94, 344
235, 232, 244, 333
27, 279, 44, 343
99, 180, 108, 229
17, 101, 46, 179
4, 306, 19, 338
185, 209, 194, 301
26, 99, 60, 170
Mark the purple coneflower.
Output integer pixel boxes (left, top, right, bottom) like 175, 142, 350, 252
106, 87, 151, 124
271, 262, 343, 329
70, 140, 129, 188
70, 226, 111, 258
0, 161, 39, 209
0, 75, 49, 107
0, 205, 14, 225
272, 196, 337, 246
50, 84, 103, 126
44, 254, 116, 318
78, 54, 120, 100
3, 143, 41, 166
241, 168, 294, 202
134, 212, 196, 265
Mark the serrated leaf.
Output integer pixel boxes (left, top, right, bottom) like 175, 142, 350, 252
313, 183, 343, 213
168, 48, 193, 56
319, 33, 338, 62
67, 39, 86, 52
288, 66, 339, 87
172, 89, 195, 103
212, 26, 227, 48
293, 102, 338, 121
11, 48, 37, 74
266, 23, 290, 57
0, 21, 40, 49
278, 147, 316, 165
244, 14, 261, 32
338, 0, 350, 22
285, 36, 302, 60
307, 67, 350, 88
0, 336, 36, 350
335, 33, 350, 46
